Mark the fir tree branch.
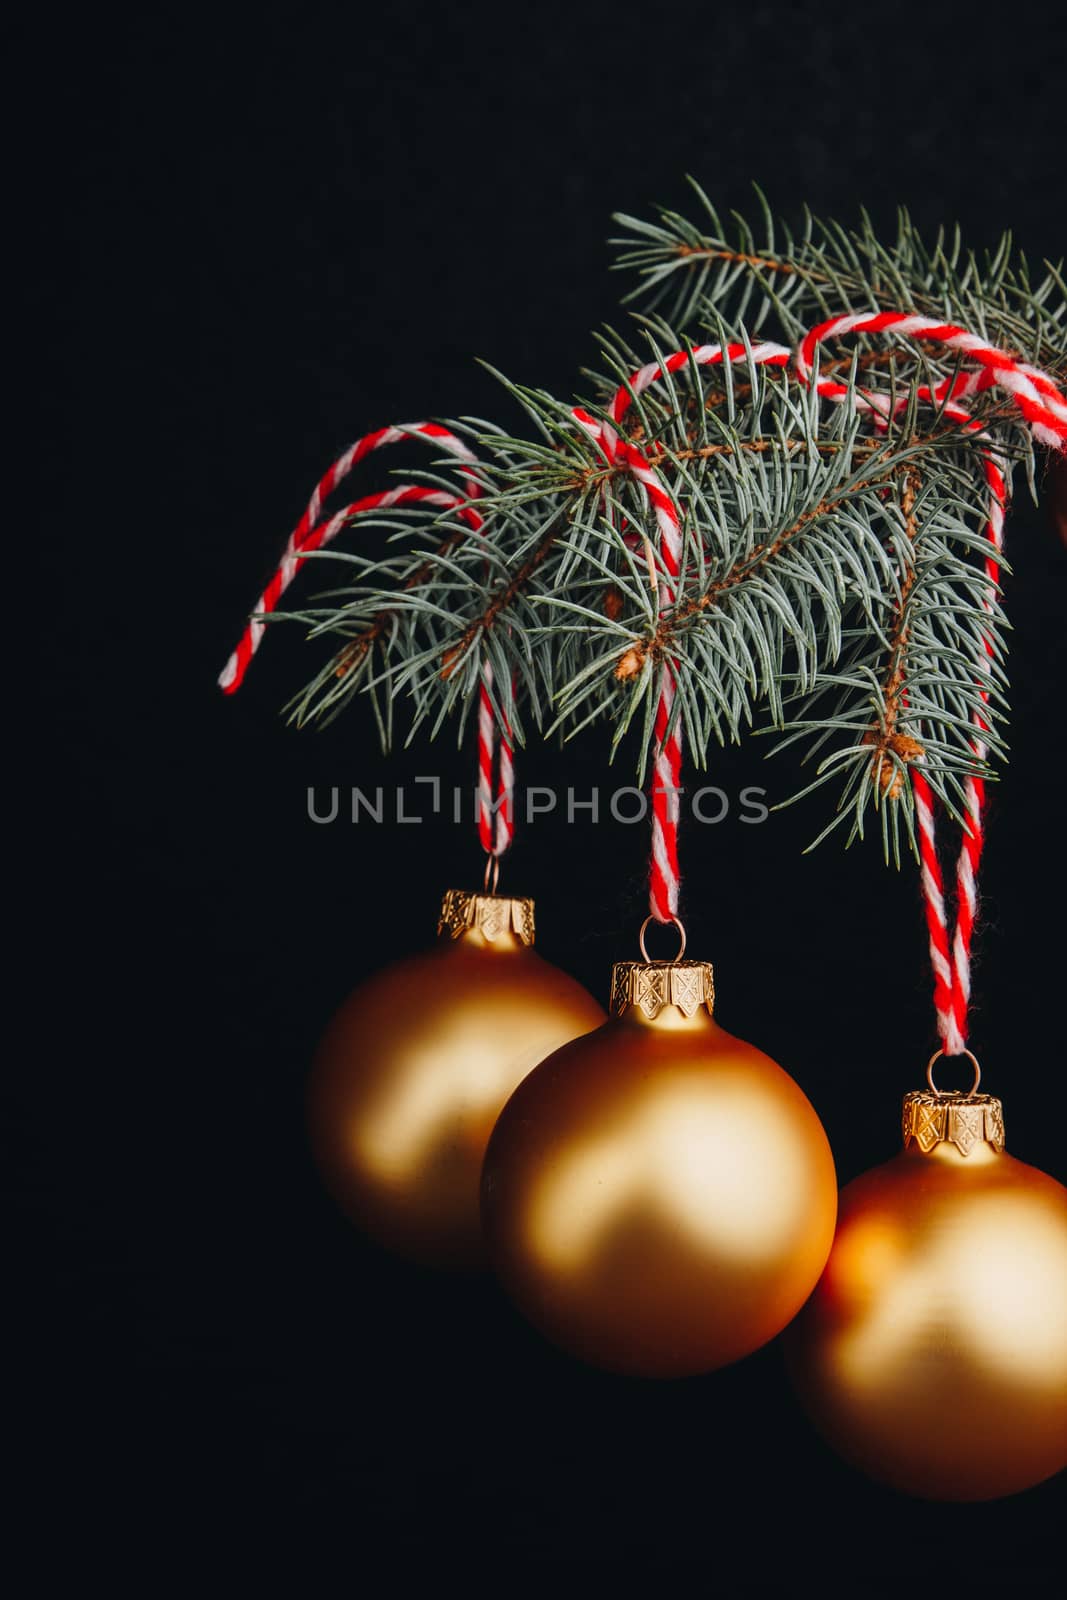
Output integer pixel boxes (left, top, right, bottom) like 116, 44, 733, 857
257, 192, 1063, 861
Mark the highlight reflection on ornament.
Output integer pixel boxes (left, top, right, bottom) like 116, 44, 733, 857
788, 1061, 1067, 1501
307, 890, 604, 1267
482, 951, 837, 1376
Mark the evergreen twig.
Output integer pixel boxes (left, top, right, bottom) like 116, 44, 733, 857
261, 192, 1064, 859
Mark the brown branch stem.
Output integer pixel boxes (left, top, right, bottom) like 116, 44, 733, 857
613, 458, 906, 679
861, 465, 926, 797
333, 520, 472, 679
440, 516, 567, 680
673, 244, 804, 277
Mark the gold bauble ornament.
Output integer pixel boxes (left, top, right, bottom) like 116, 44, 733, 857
481, 952, 837, 1376
307, 889, 604, 1267
787, 1064, 1067, 1500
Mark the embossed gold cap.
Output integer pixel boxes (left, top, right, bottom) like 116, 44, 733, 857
902, 1090, 1005, 1157
610, 960, 715, 1020
437, 889, 536, 946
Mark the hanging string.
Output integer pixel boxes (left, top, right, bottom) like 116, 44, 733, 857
478, 660, 514, 864
793, 313, 1065, 1053
574, 324, 1065, 1035
218, 421, 481, 693
572, 408, 682, 923
218, 418, 515, 864
573, 342, 793, 924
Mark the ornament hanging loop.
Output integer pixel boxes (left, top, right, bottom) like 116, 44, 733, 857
483, 853, 501, 896
638, 914, 687, 963
926, 1047, 982, 1098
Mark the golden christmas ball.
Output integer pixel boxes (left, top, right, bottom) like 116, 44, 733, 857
481, 957, 837, 1376
307, 889, 604, 1267
787, 1081, 1067, 1500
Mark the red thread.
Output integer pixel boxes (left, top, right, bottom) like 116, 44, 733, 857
575, 340, 794, 921
797, 311, 1066, 1051
219, 420, 515, 859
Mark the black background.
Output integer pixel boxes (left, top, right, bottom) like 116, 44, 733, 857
25, 2, 1067, 1584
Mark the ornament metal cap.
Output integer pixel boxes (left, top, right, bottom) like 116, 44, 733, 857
437, 889, 536, 945
901, 1090, 1006, 1157
610, 960, 715, 1020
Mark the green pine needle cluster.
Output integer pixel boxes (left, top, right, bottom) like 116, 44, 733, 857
269, 183, 1066, 860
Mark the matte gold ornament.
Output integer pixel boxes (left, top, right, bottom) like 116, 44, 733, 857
481, 951, 837, 1376
307, 890, 604, 1267
787, 1059, 1067, 1501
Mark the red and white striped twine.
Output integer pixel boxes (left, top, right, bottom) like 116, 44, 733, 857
478, 659, 514, 858
218, 422, 480, 693
798, 311, 1065, 1054
574, 341, 791, 923
219, 420, 515, 860
593, 316, 1064, 1046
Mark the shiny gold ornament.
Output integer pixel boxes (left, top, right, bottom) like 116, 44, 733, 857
307, 890, 604, 1267
481, 956, 837, 1376
787, 1074, 1067, 1500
